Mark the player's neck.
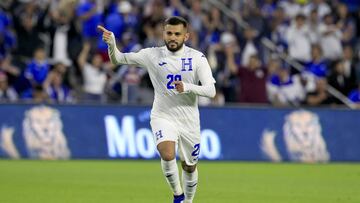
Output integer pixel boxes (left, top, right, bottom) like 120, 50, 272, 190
166, 45, 185, 56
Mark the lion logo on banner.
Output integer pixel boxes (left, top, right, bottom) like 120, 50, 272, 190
261, 110, 330, 163
23, 106, 71, 159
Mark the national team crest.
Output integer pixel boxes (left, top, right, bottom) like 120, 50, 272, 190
181, 58, 193, 71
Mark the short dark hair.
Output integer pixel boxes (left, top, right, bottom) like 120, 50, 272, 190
164, 16, 188, 29
295, 13, 306, 21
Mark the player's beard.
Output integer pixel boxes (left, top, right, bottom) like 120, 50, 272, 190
165, 40, 184, 52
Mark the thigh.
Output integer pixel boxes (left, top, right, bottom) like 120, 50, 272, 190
150, 118, 179, 146
178, 127, 201, 166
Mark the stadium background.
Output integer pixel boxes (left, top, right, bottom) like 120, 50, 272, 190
1, 0, 360, 202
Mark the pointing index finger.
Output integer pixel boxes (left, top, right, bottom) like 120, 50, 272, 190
97, 25, 109, 33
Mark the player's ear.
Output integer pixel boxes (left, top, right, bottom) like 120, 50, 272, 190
184, 32, 190, 42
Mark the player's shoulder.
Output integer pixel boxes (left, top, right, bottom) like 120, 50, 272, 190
140, 46, 161, 53
143, 46, 162, 51
185, 46, 207, 59
138, 46, 163, 57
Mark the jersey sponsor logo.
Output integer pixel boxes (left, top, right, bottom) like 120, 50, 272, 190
181, 58, 193, 71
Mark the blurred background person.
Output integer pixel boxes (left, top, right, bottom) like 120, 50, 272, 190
77, 42, 110, 102
319, 14, 343, 61
44, 67, 73, 103
267, 66, 305, 106
21, 84, 51, 103
236, 55, 268, 104
0, 71, 17, 102
76, 0, 102, 50
302, 44, 329, 92
286, 14, 311, 65
328, 60, 357, 98
348, 82, 360, 108
305, 77, 336, 106
335, 3, 356, 45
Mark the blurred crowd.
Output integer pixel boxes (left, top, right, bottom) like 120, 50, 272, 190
0, 0, 360, 108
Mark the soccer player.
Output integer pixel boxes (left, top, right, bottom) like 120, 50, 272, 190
98, 16, 216, 203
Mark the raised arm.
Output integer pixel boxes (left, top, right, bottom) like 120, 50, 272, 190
98, 25, 147, 67
77, 41, 91, 69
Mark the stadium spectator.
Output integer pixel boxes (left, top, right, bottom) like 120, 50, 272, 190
266, 7, 289, 52
356, 50, 360, 83
77, 42, 109, 102
21, 84, 51, 103
261, 0, 277, 19
303, 0, 331, 19
104, 1, 138, 41
111, 64, 147, 104
307, 9, 321, 44
348, 82, 360, 108
215, 31, 240, 102
45, 69, 73, 103
267, 66, 305, 106
0, 71, 18, 102
241, 2, 267, 37
47, 1, 80, 67
278, 0, 302, 20
201, 6, 224, 51
319, 14, 343, 61
0, 55, 20, 86
187, 0, 204, 35
49, 61, 72, 85
141, 0, 166, 43
305, 77, 336, 106
203, 6, 223, 33
342, 45, 358, 82
165, 0, 187, 18
236, 55, 268, 104
286, 14, 311, 63
0, 12, 16, 59
76, 0, 102, 49
302, 44, 328, 92
356, 8, 360, 42
240, 27, 261, 67
328, 60, 357, 97
143, 21, 164, 48
335, 3, 356, 45
12, 2, 46, 66
23, 47, 50, 88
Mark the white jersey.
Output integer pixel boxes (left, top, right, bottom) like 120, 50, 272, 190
110, 45, 216, 126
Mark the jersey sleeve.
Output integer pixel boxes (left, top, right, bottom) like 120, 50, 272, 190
197, 54, 216, 85
108, 44, 149, 68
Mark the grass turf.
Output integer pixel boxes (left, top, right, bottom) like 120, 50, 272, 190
0, 160, 359, 203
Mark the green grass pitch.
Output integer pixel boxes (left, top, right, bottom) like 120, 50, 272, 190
0, 160, 359, 203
